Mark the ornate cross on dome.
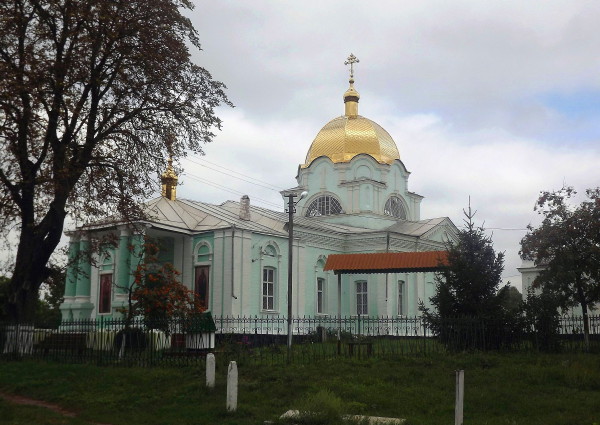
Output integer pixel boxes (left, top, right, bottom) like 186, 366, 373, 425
344, 53, 359, 79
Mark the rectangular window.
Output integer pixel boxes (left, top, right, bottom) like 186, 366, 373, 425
398, 280, 405, 316
317, 278, 325, 314
262, 267, 275, 311
99, 273, 112, 314
356, 281, 368, 316
194, 266, 210, 310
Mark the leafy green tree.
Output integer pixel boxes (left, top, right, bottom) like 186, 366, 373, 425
520, 187, 600, 351
521, 287, 562, 352
498, 285, 523, 315
0, 0, 231, 321
421, 204, 510, 349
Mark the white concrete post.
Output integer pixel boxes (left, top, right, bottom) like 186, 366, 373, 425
455, 369, 464, 425
206, 353, 215, 388
226, 361, 238, 412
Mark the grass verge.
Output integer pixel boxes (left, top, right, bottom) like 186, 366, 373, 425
0, 352, 599, 425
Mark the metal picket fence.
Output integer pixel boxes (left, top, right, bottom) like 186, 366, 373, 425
1, 314, 598, 366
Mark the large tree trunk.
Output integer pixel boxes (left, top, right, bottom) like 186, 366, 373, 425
7, 204, 67, 323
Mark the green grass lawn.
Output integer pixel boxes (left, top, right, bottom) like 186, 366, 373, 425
0, 352, 599, 425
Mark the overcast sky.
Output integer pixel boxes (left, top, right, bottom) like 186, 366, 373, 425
171, 1, 600, 291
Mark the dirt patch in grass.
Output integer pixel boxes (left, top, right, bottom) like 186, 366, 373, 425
0, 391, 112, 425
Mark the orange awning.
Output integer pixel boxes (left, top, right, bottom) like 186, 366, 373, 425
324, 251, 449, 274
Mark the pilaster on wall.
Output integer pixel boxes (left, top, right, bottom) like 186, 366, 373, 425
75, 234, 91, 298
71, 233, 94, 319
182, 235, 193, 290
64, 233, 80, 298
416, 273, 425, 313
172, 234, 185, 286
230, 229, 240, 317
406, 273, 415, 316
240, 231, 253, 317
295, 240, 306, 316
60, 233, 78, 319
213, 230, 225, 316
116, 226, 131, 295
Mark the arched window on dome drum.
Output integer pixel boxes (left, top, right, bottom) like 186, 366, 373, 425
384, 196, 407, 220
305, 195, 344, 217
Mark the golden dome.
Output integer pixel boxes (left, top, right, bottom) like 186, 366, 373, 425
302, 115, 400, 168
302, 84, 400, 168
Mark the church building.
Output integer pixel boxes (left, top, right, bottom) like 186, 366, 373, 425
60, 56, 458, 322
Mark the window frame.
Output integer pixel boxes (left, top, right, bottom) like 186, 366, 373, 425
398, 280, 405, 317
384, 195, 407, 220
98, 272, 113, 315
262, 266, 277, 312
194, 265, 210, 310
97, 252, 114, 315
316, 277, 326, 315
355, 280, 368, 316
305, 195, 344, 217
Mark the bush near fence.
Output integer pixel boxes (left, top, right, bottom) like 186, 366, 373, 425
0, 315, 598, 366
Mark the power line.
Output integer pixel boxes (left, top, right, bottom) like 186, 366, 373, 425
182, 173, 282, 209
185, 155, 284, 191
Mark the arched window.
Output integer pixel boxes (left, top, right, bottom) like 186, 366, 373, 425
384, 196, 407, 220
194, 241, 212, 310
195, 241, 213, 263
305, 195, 344, 217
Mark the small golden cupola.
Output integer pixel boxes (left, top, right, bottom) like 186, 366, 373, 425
343, 53, 360, 117
161, 136, 178, 201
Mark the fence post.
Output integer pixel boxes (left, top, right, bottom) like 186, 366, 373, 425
455, 369, 464, 425
206, 353, 216, 388
226, 361, 238, 412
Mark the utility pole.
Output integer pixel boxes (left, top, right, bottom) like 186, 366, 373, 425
284, 191, 307, 350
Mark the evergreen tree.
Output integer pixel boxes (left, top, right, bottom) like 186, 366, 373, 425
421, 204, 510, 350
428, 204, 505, 318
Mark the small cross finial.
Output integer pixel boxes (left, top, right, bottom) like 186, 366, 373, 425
344, 53, 359, 79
